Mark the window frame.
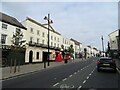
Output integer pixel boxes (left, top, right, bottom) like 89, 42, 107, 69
2, 23, 8, 29
1, 34, 7, 44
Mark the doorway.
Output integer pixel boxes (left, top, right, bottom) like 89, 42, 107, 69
29, 50, 33, 63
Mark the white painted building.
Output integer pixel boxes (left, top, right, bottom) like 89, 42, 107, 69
108, 30, 119, 58
1, 12, 100, 65
61, 36, 75, 58
108, 30, 119, 50
0, 12, 27, 66
70, 38, 81, 58
0, 12, 26, 46
22, 17, 62, 63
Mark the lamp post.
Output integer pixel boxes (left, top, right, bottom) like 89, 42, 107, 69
118, 29, 120, 58
44, 14, 53, 66
101, 35, 104, 56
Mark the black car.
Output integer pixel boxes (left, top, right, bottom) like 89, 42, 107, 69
97, 57, 116, 72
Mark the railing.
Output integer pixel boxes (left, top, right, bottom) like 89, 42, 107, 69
28, 41, 61, 50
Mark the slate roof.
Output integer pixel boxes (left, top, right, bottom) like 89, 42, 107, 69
0, 12, 26, 30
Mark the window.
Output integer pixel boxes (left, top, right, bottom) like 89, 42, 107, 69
51, 36, 53, 40
16, 28, 21, 33
63, 39, 64, 43
58, 38, 59, 42
2, 23, 8, 29
37, 38, 39, 44
54, 43, 56, 47
1, 34, 7, 44
37, 30, 40, 35
30, 28, 33, 33
30, 37, 33, 42
65, 40, 66, 44
51, 42, 53, 46
36, 52, 39, 59
42, 40, 44, 44
42, 32, 45, 37
54, 37, 56, 41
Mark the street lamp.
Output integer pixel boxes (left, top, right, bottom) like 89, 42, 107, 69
101, 35, 104, 56
44, 14, 53, 66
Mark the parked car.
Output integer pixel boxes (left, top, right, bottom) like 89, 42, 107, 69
97, 57, 116, 72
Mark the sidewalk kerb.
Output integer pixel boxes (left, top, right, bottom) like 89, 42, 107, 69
2, 58, 87, 81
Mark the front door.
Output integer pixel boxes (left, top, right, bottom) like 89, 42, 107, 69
29, 50, 33, 63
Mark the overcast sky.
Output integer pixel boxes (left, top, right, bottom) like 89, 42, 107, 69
1, 1, 118, 50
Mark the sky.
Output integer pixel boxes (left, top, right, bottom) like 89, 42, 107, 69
0, 1, 118, 51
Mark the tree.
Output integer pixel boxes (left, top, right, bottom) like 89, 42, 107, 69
68, 45, 74, 59
84, 48, 87, 59
11, 29, 26, 73
61, 44, 65, 59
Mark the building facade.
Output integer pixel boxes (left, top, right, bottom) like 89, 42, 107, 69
0, 12, 27, 66
22, 17, 62, 63
108, 30, 119, 58
1, 12, 100, 66
70, 38, 81, 58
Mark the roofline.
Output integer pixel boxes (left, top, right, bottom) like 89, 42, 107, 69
0, 12, 27, 30
1, 19, 27, 30
108, 30, 118, 36
70, 38, 81, 45
26, 17, 61, 35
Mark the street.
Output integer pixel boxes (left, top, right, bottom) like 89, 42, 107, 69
2, 57, 119, 89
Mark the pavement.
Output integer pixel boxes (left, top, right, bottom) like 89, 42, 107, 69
116, 59, 120, 70
1, 58, 83, 80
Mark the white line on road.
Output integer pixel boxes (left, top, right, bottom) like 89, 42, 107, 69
117, 68, 120, 74
91, 71, 94, 74
77, 85, 82, 90
69, 75, 72, 77
89, 73, 92, 76
78, 70, 80, 72
86, 76, 89, 79
83, 80, 86, 84
53, 83, 59, 87
74, 72, 77, 74
62, 78, 67, 81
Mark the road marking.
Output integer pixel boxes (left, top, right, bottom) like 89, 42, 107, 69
89, 73, 92, 76
69, 75, 72, 77
117, 68, 120, 74
74, 72, 77, 74
78, 70, 80, 72
83, 80, 86, 84
86, 76, 89, 79
81, 68, 83, 70
62, 78, 67, 81
91, 71, 94, 74
53, 83, 59, 87
77, 85, 82, 90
